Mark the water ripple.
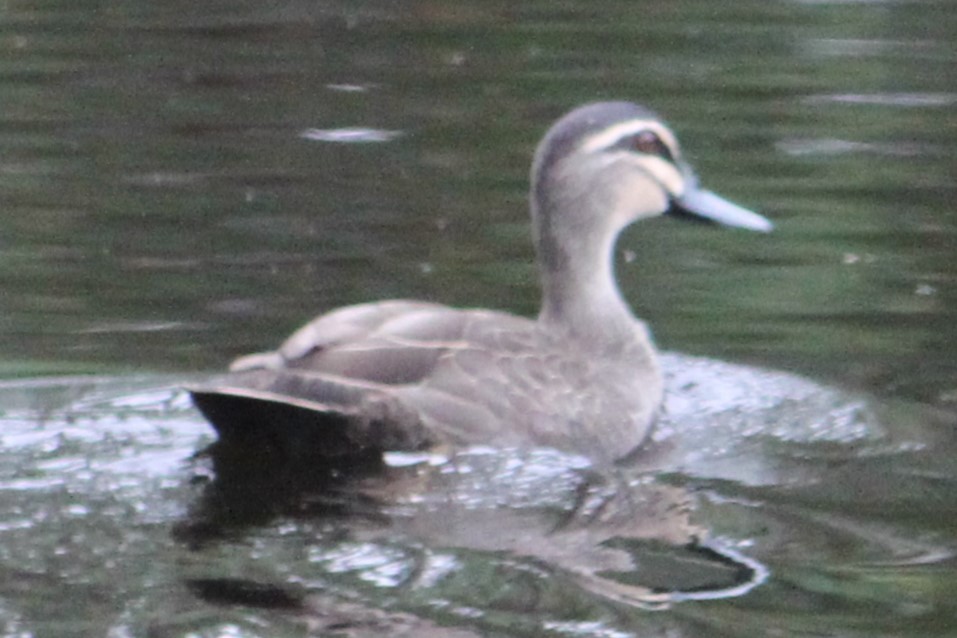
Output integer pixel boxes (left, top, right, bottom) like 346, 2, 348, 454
805, 92, 957, 107
300, 127, 403, 143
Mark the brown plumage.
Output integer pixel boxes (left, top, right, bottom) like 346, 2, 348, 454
190, 101, 772, 464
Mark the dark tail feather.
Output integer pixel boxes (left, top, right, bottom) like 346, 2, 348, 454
188, 371, 432, 460
190, 390, 368, 459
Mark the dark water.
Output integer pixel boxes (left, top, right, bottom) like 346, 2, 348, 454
1, 0, 956, 636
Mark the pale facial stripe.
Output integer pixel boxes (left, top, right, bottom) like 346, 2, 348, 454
580, 118, 681, 159
617, 153, 685, 196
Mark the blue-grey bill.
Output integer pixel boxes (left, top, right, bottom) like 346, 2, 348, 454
674, 187, 774, 233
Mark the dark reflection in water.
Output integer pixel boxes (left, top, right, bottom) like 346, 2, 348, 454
178, 437, 766, 611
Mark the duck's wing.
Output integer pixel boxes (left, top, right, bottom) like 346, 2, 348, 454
188, 300, 541, 458
399, 327, 657, 462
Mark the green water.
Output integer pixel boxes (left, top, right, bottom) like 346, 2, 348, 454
1, 0, 955, 636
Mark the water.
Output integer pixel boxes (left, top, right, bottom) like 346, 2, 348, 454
1, 0, 956, 635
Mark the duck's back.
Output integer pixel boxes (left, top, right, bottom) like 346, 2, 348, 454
190, 300, 662, 462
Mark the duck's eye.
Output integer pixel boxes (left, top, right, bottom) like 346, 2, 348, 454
629, 131, 673, 161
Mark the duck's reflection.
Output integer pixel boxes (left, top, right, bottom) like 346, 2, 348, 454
177, 439, 767, 618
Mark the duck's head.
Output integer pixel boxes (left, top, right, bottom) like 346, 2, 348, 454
530, 101, 772, 254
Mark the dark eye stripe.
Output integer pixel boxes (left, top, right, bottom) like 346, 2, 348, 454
611, 131, 676, 164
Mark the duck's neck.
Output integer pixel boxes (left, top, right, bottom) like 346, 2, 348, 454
535, 210, 639, 350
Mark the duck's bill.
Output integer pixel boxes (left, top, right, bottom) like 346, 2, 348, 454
671, 187, 773, 233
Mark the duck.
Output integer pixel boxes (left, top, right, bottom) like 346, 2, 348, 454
189, 101, 772, 465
